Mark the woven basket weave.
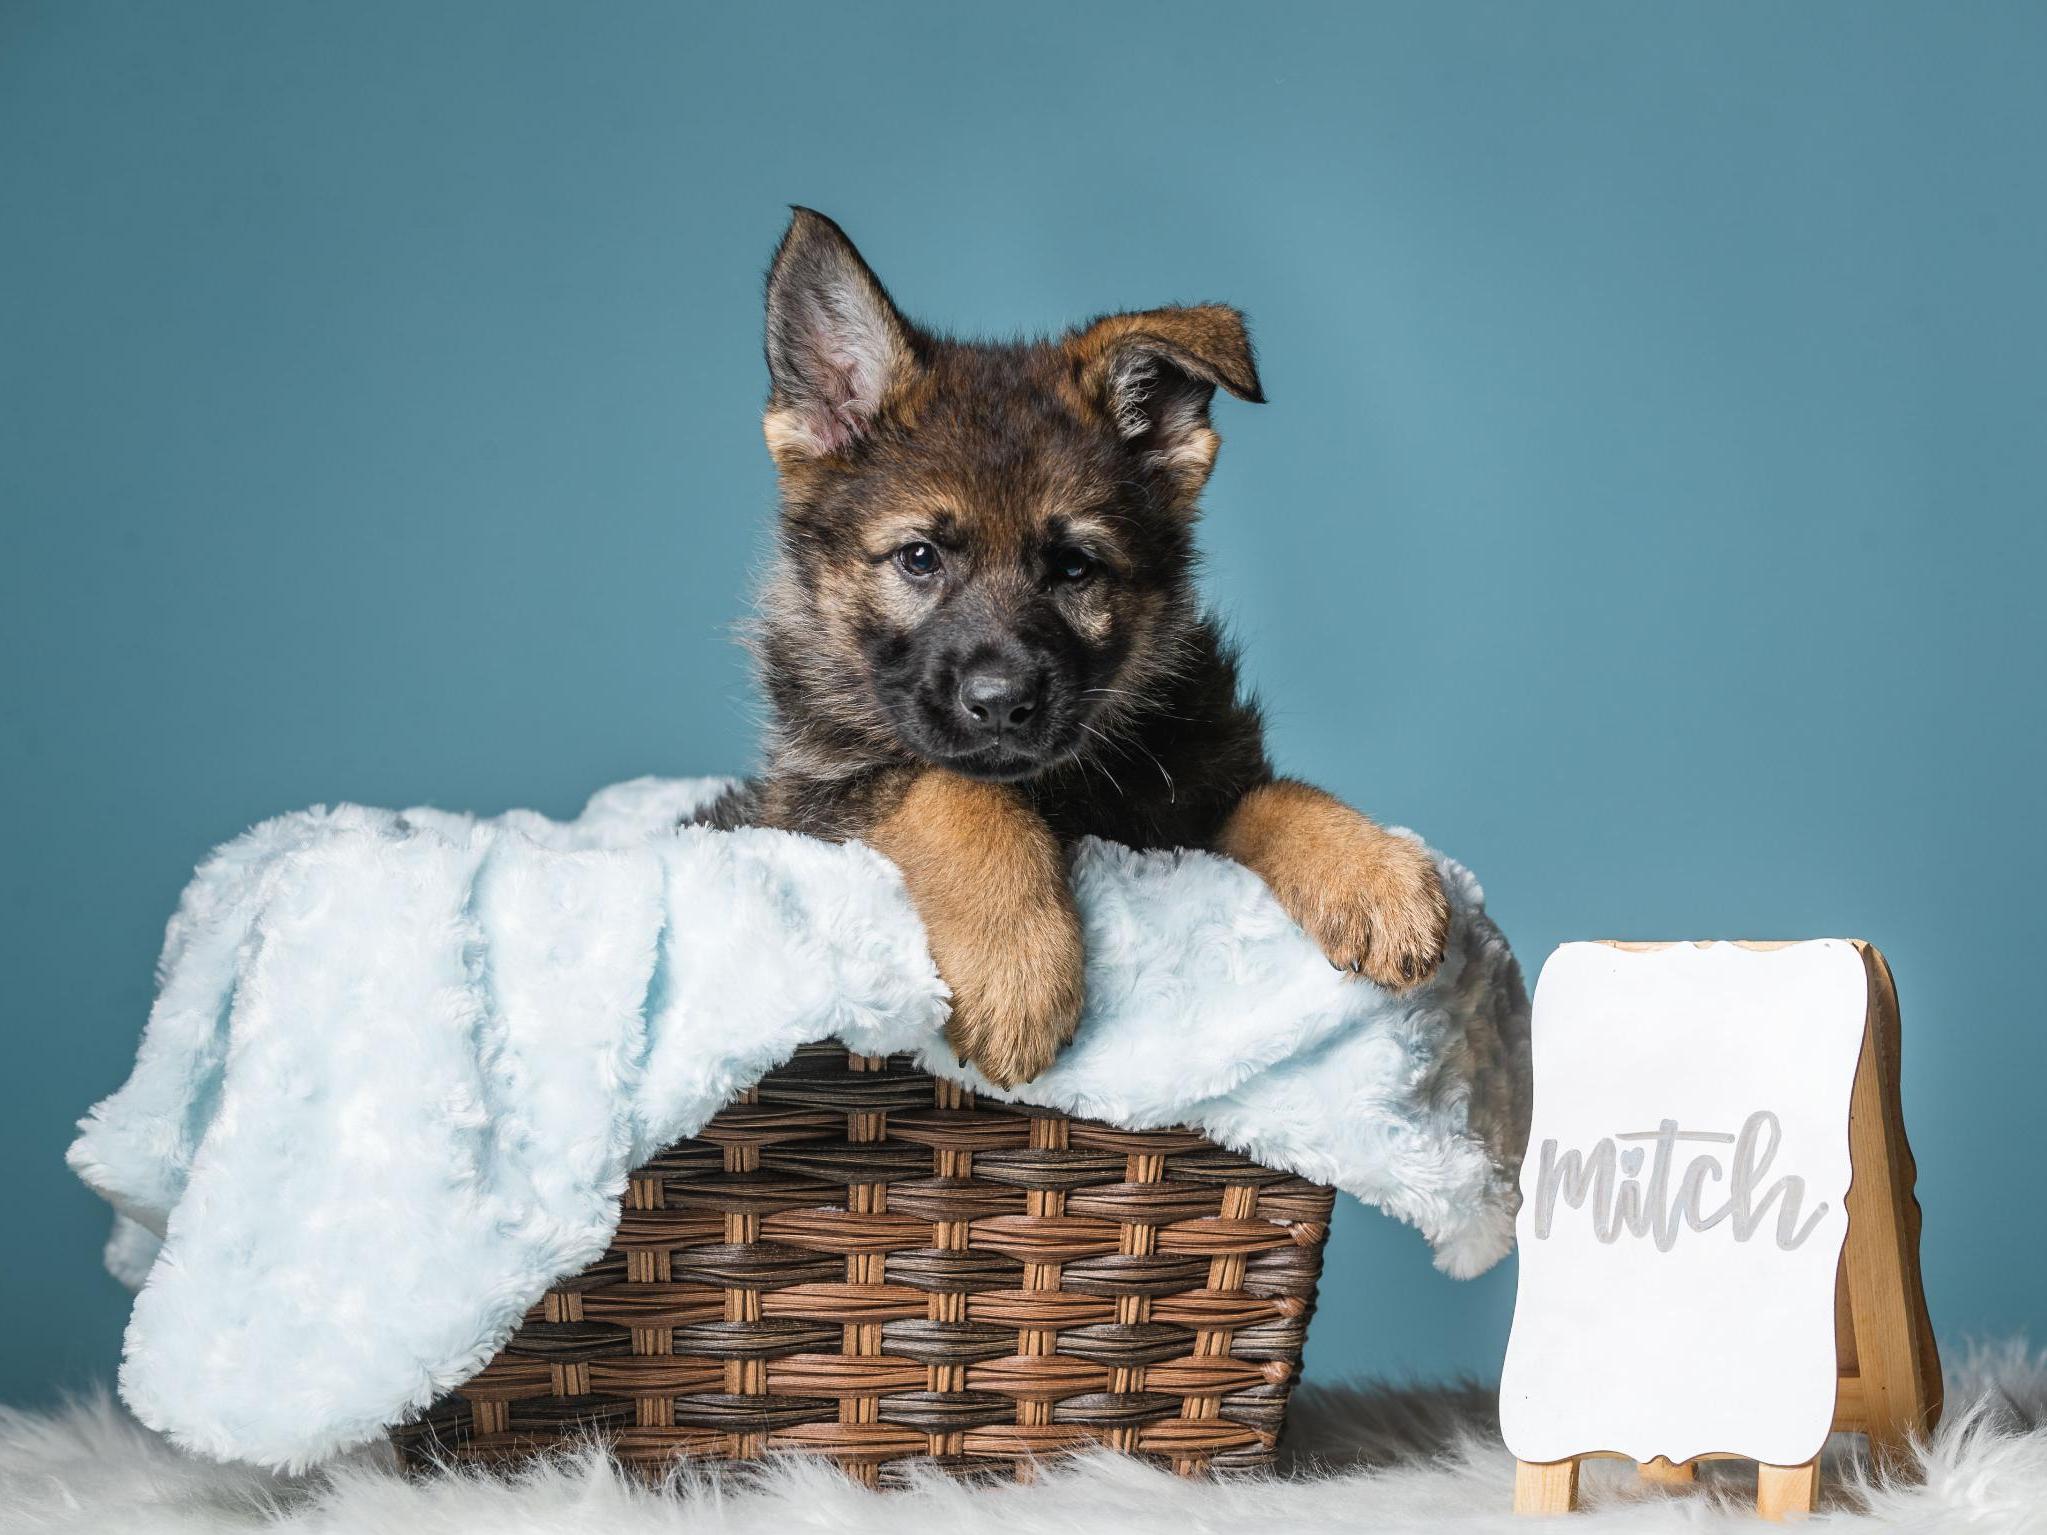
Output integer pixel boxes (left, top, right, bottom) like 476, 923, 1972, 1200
392, 1041, 1334, 1484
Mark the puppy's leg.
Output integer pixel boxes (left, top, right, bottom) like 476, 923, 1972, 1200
866, 770, 1084, 1088
1216, 778, 1449, 990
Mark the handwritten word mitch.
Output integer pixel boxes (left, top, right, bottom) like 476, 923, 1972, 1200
1530, 1109, 1827, 1251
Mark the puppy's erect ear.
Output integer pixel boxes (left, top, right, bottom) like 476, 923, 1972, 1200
763, 208, 919, 463
1066, 306, 1264, 509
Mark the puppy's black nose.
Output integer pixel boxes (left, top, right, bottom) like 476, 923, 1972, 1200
957, 664, 1040, 732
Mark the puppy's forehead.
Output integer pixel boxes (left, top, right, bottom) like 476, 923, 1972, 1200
887, 349, 1123, 539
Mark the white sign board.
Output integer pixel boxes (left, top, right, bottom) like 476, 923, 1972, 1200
1498, 940, 1869, 1468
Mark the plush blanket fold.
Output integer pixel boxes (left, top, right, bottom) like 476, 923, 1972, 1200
69, 777, 1529, 1471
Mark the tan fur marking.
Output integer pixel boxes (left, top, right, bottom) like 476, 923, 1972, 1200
1049, 514, 1125, 555
857, 486, 964, 560
762, 407, 816, 467
1217, 779, 1449, 990
1068, 602, 1113, 644
1153, 425, 1218, 482
865, 770, 1085, 1087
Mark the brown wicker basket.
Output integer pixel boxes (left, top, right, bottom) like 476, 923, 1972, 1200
392, 1041, 1334, 1484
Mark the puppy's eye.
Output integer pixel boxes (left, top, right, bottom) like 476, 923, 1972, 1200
1052, 548, 1095, 583
895, 542, 942, 578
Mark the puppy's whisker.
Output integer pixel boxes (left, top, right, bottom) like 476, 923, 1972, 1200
1123, 736, 1177, 801
1076, 723, 1127, 798
1069, 747, 1101, 799
1082, 686, 1197, 725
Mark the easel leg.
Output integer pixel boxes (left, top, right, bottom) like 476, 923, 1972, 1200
1840, 945, 1942, 1475
1514, 1458, 1580, 1514
1756, 1460, 1820, 1521
1639, 1456, 1695, 1487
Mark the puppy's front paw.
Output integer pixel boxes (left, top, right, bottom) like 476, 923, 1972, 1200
939, 897, 1085, 1089
864, 769, 1087, 1088
1302, 833, 1449, 990
1219, 779, 1451, 992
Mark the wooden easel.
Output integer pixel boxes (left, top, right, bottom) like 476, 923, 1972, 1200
1513, 941, 1940, 1521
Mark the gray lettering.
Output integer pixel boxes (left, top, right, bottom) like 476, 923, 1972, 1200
1528, 1110, 1828, 1252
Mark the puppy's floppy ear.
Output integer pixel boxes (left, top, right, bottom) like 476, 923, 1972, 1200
763, 208, 919, 462
1067, 306, 1264, 509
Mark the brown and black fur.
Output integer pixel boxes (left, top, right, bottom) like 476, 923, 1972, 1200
708, 209, 1448, 1087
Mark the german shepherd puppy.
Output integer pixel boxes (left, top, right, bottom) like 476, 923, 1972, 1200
710, 209, 1448, 1087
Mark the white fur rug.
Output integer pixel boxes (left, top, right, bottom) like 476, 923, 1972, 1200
7, 1342, 2041, 1533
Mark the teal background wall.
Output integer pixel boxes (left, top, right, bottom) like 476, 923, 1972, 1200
4, 1, 2044, 1403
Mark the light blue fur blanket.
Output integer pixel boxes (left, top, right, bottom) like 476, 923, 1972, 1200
69, 777, 1530, 1470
